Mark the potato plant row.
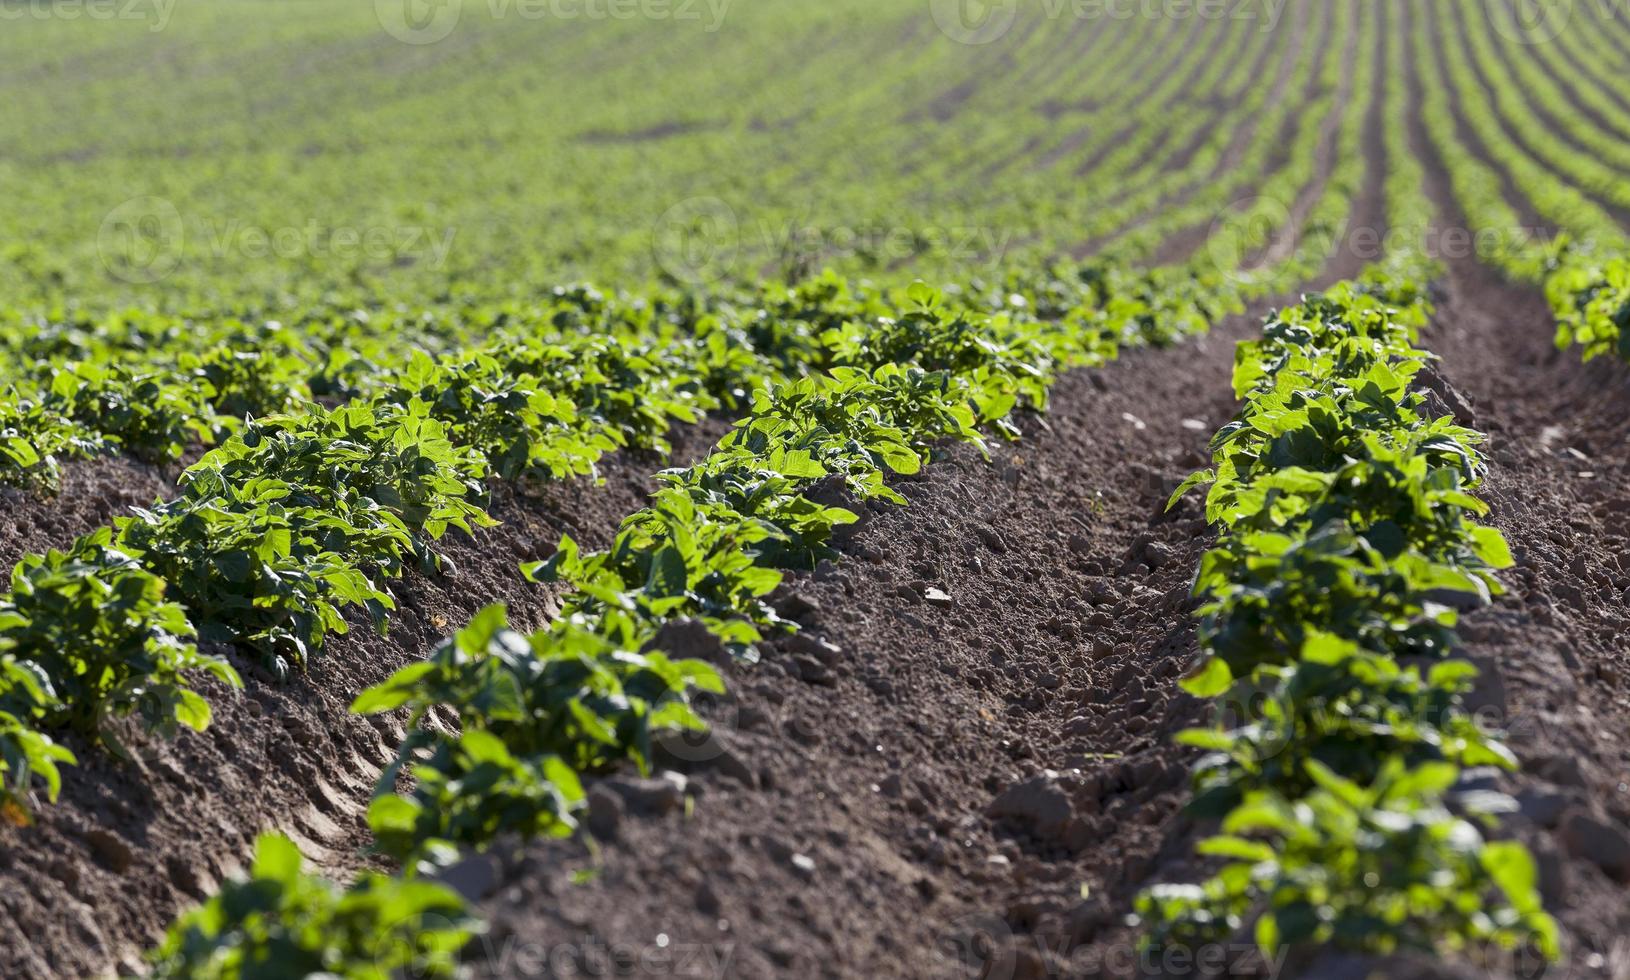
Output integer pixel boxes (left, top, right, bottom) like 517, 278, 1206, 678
1139, 259, 1559, 962
0, 265, 1225, 493
135, 180, 1405, 965
0, 9, 1371, 499
130, 261, 1252, 973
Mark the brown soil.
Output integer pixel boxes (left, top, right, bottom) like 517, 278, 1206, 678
1402, 59, 1630, 975
449, 299, 1630, 980
0, 456, 173, 574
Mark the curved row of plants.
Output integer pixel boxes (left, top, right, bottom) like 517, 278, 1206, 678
5, 0, 1265, 308
1136, 259, 1560, 964
0, 3, 1356, 494
0, 261, 1232, 492
0, 10, 1358, 495
1409, 0, 1630, 364
87, 93, 1396, 966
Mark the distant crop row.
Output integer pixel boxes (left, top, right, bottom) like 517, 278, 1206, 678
0, 0, 1319, 310
1407, 0, 1630, 361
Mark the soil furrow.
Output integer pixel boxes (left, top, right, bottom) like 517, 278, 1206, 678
1408, 65, 1630, 972
1149, 0, 1351, 271
1067, 0, 1311, 262
1250, 0, 1364, 270
1424, 243, 1630, 980
1489, 0, 1630, 148
1033, 15, 1207, 170
1417, 0, 1554, 237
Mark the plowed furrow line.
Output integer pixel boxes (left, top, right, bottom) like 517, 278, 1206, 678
1067, 0, 1311, 260
1408, 95, 1630, 973
453, 139, 1389, 980
458, 317, 1257, 980
1416, 0, 1555, 237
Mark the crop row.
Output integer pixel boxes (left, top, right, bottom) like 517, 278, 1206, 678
1099, 0, 1346, 271
10, 71, 1390, 961
1138, 259, 1559, 962
0, 0, 1366, 498
0, 260, 1233, 494
1, 68, 1371, 496
3, 2, 1298, 309
1407, 0, 1630, 365
121, 99, 1435, 958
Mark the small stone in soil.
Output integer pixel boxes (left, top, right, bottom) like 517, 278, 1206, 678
1558, 810, 1630, 882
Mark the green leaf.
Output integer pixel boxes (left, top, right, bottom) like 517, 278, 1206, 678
250, 833, 304, 884
1167, 468, 1216, 511
1180, 656, 1234, 698
1197, 835, 1275, 863
352, 662, 435, 714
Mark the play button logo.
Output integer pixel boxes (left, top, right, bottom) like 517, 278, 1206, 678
1492, 0, 1573, 46
930, 0, 1019, 45
376, 0, 463, 45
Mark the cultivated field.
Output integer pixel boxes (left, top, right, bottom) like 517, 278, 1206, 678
1, 0, 1629, 977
